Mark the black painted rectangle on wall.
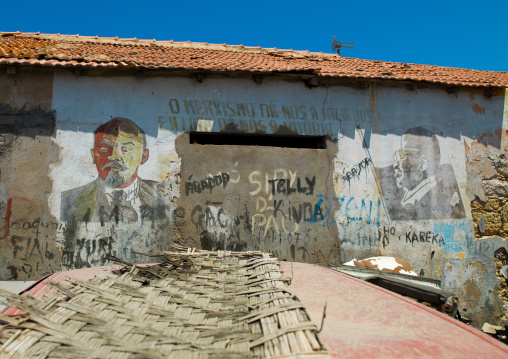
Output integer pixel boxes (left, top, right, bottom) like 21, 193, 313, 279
189, 132, 327, 149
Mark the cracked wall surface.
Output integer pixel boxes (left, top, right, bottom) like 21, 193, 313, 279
467, 129, 508, 237
0, 69, 507, 327
0, 70, 62, 280
463, 89, 508, 325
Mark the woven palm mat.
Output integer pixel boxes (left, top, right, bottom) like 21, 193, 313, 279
0, 246, 329, 358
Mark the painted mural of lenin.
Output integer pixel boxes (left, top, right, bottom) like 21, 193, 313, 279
61, 118, 163, 222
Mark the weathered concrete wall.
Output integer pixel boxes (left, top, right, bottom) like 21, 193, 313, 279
0, 70, 61, 280
174, 133, 339, 263
49, 72, 345, 270
0, 68, 507, 327
332, 85, 508, 326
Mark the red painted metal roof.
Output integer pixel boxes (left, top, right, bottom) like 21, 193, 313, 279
1, 32, 507, 88
2, 262, 507, 357
281, 262, 508, 358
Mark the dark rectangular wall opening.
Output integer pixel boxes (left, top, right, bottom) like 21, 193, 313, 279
189, 132, 327, 149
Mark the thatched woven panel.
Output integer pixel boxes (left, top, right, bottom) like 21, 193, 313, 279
0, 246, 329, 358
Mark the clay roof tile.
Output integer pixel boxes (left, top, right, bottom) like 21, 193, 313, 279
0, 32, 506, 87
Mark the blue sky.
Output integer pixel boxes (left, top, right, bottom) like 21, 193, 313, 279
3, 0, 507, 71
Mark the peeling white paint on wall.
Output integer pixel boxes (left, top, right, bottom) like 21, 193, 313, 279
2, 68, 507, 327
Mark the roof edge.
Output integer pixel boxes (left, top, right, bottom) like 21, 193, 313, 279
0, 31, 339, 59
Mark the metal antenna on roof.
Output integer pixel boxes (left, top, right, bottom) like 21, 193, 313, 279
331, 36, 354, 56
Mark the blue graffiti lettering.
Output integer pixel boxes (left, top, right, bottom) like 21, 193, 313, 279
307, 194, 384, 227
435, 221, 466, 253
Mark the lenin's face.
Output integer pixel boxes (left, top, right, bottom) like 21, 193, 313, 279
91, 125, 148, 188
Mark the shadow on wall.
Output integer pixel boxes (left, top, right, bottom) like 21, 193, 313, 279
0, 105, 61, 281
340, 87, 504, 148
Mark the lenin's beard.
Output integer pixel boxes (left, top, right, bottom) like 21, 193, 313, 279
102, 162, 128, 188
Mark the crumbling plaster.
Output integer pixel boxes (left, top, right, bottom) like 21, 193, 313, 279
0, 67, 506, 327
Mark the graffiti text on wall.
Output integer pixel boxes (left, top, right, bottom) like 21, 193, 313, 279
169, 99, 342, 121
435, 221, 466, 253
1, 198, 60, 279
342, 158, 372, 185
158, 98, 349, 137
185, 173, 230, 195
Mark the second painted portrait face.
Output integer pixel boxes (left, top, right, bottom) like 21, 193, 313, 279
91, 118, 149, 188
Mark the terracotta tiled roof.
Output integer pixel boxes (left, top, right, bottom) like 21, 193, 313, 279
1, 32, 507, 88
